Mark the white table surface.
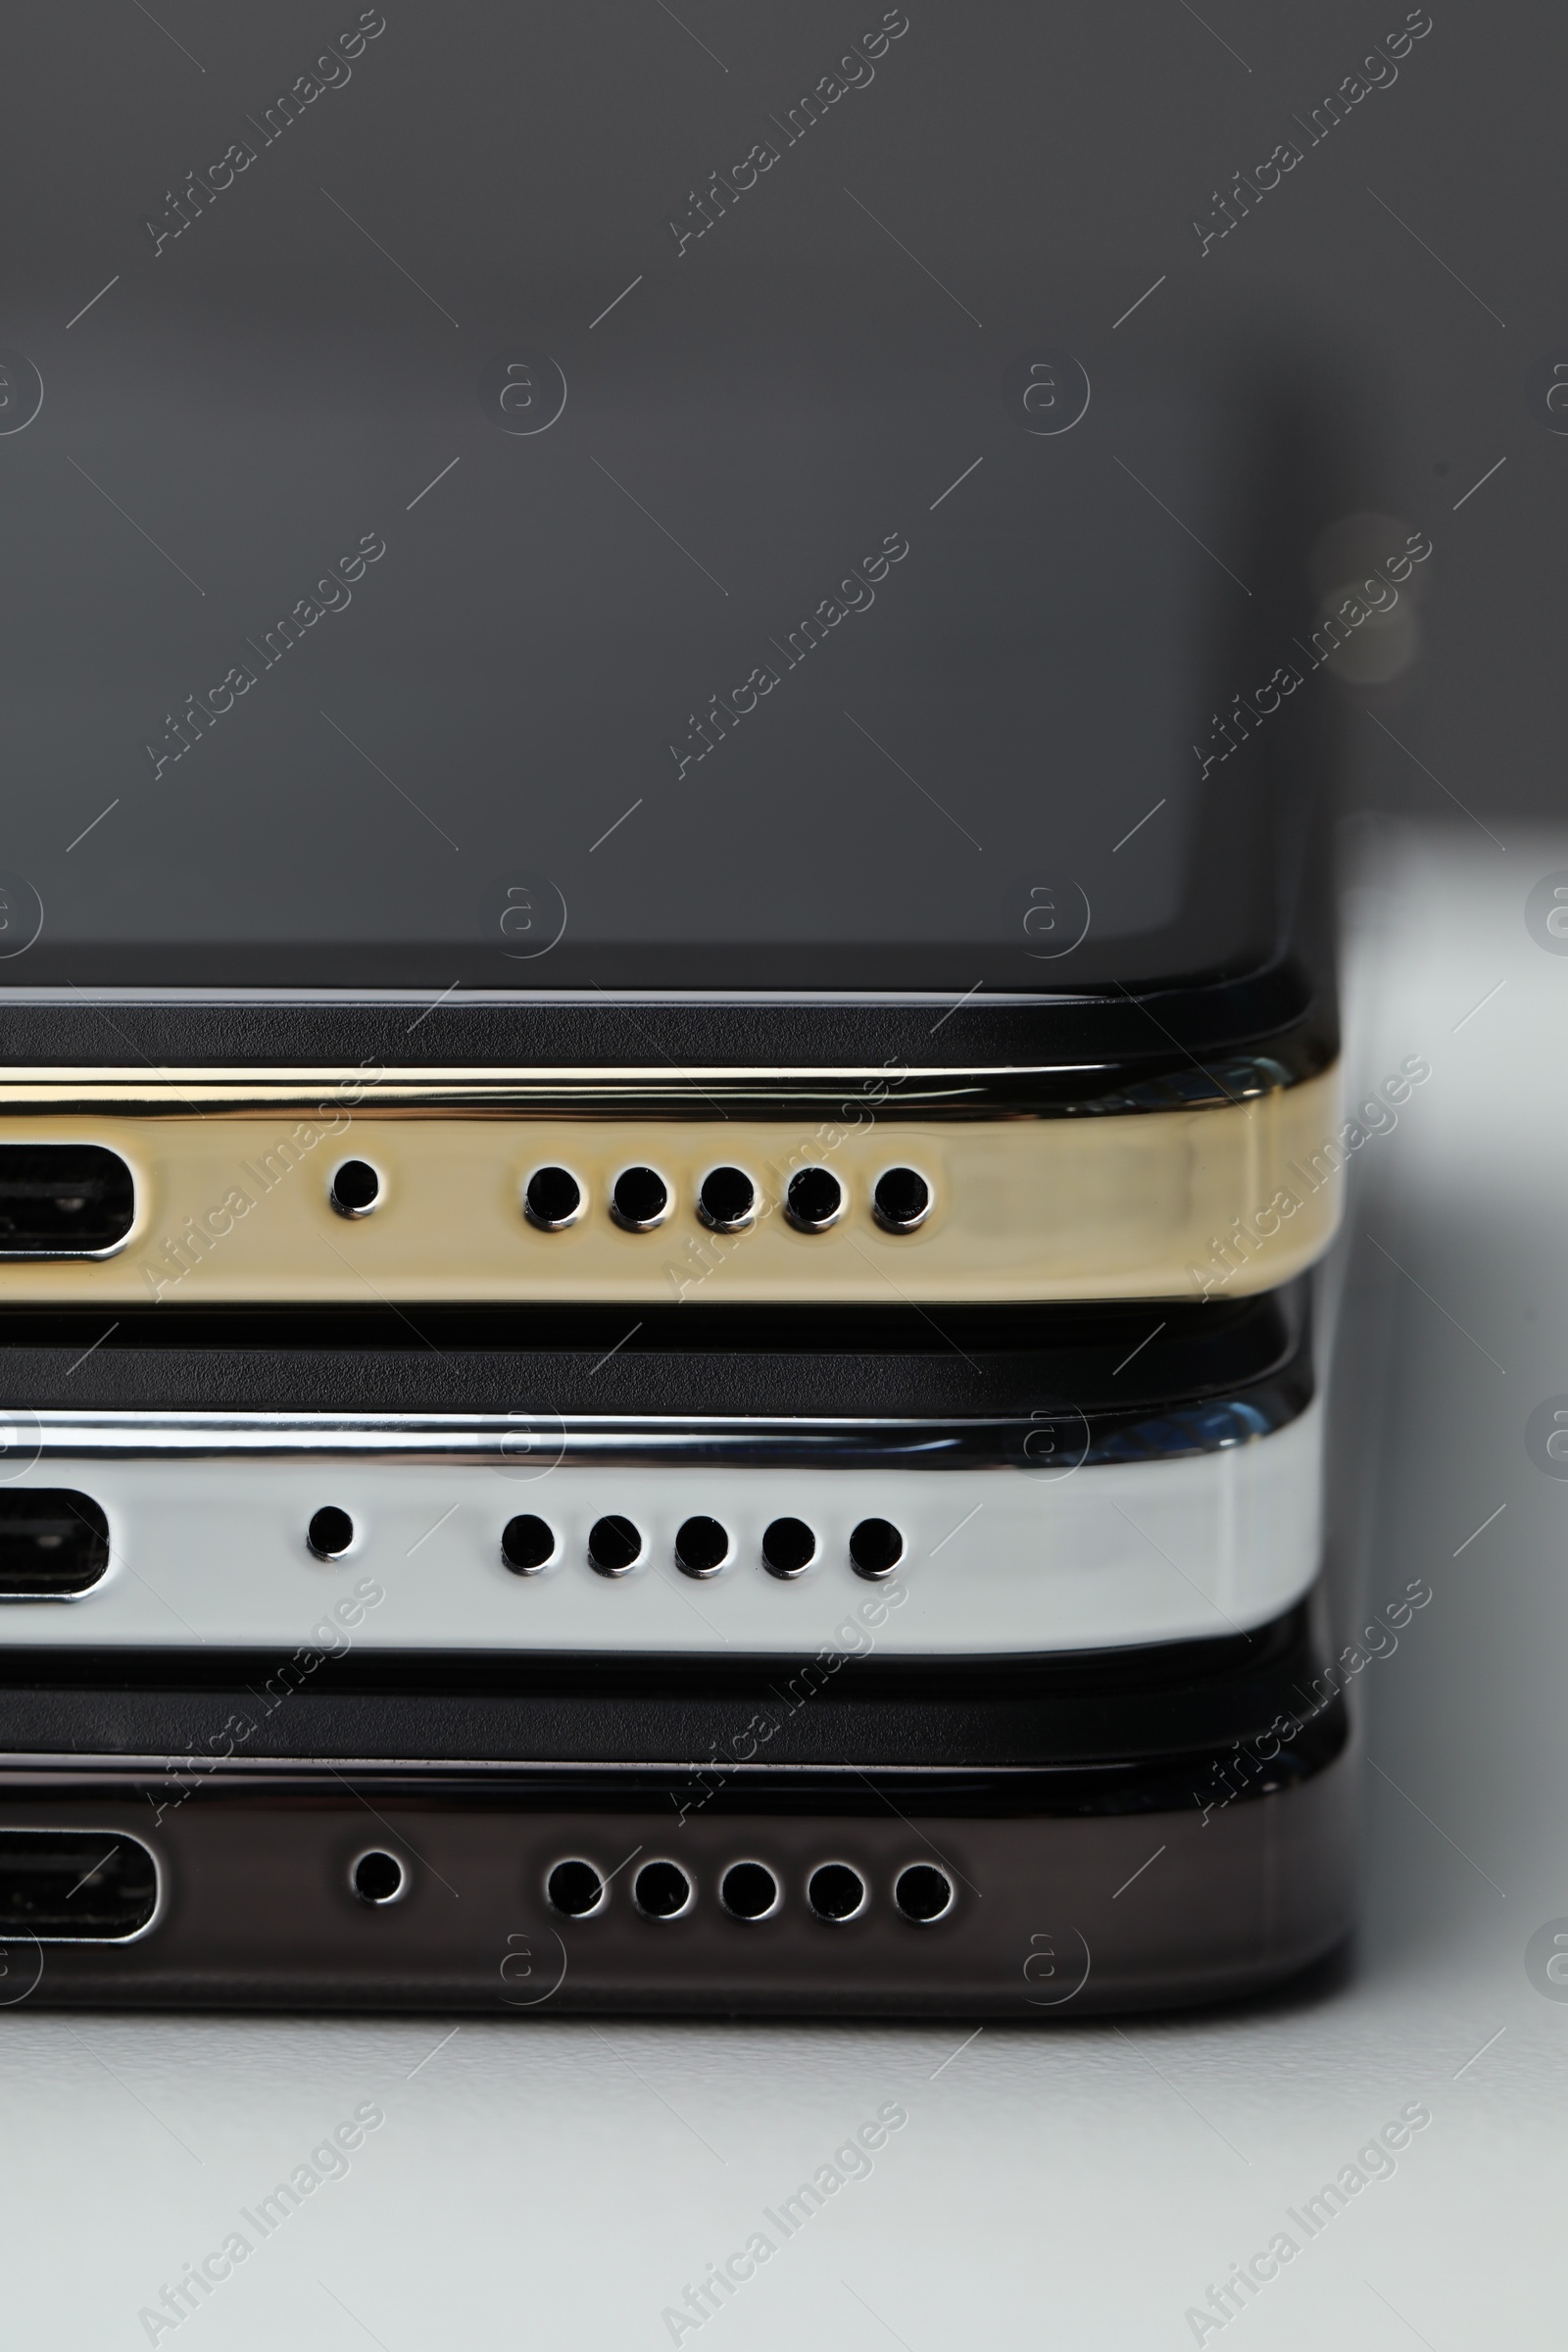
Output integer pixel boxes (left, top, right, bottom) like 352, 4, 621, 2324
4, 822, 1562, 2350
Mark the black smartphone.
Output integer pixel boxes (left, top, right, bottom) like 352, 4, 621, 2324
0, 1589, 1351, 2013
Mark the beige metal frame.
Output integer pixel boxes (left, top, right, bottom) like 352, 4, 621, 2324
0, 1063, 1343, 1302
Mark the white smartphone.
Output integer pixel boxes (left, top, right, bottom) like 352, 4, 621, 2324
0, 1282, 1316, 1653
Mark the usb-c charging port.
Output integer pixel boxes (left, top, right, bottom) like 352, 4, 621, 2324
0, 1492, 110, 1597
0, 1830, 158, 1940
0, 1147, 134, 1255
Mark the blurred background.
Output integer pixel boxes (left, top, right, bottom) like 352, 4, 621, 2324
3, 5, 1565, 2344
3, 0, 1558, 967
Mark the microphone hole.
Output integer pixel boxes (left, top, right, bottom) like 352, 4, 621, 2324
329, 1159, 381, 1217
307, 1506, 355, 1561
352, 1850, 405, 1905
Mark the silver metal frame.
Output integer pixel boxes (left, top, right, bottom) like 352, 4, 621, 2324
0, 1401, 1306, 1468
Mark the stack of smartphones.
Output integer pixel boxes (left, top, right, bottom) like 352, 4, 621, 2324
0, 7, 1354, 2012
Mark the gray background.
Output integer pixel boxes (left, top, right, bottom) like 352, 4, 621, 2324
8, 0, 1554, 964
5, 0, 1567, 2340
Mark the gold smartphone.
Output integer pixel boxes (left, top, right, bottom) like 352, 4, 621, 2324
3, 185, 1345, 1303
0, 1046, 1345, 1304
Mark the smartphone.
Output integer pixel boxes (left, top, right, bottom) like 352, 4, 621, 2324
0, 1590, 1352, 2014
0, 1051, 1342, 1308
0, 1281, 1317, 1653
0, 10, 1348, 1305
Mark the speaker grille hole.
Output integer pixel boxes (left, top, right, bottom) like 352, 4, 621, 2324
873, 1166, 931, 1232
634, 1860, 691, 1919
808, 1863, 866, 1923
329, 1159, 380, 1216
547, 1859, 605, 1918
587, 1514, 642, 1575
698, 1165, 757, 1231
760, 1517, 816, 1578
785, 1166, 843, 1232
524, 1165, 583, 1229
352, 1850, 404, 1905
308, 1506, 355, 1561
894, 1864, 955, 1923
501, 1514, 555, 1574
720, 1862, 779, 1921
849, 1517, 903, 1579
674, 1515, 729, 1577
611, 1166, 669, 1230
